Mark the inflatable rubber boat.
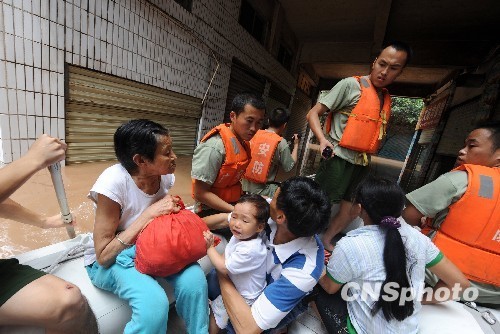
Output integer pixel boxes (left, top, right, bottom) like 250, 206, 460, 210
1, 233, 498, 334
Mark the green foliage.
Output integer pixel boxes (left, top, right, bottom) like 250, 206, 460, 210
390, 96, 424, 127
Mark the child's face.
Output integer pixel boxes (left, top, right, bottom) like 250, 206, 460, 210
229, 202, 264, 240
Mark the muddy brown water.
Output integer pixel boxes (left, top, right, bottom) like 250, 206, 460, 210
0, 157, 195, 258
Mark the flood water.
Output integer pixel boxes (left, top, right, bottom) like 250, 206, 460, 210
1, 154, 403, 258
0, 156, 195, 258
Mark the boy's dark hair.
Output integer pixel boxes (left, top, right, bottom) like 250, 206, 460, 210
268, 108, 290, 128
354, 176, 414, 322
277, 177, 331, 237
231, 93, 266, 116
474, 120, 500, 151
114, 119, 169, 173
379, 41, 413, 67
236, 194, 270, 225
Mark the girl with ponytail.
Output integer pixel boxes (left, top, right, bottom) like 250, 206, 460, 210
315, 176, 470, 334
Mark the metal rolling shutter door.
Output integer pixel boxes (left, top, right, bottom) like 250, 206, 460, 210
224, 61, 266, 122
66, 66, 201, 164
285, 89, 311, 141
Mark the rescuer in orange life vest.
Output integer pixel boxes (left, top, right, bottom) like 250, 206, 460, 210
403, 121, 500, 306
306, 41, 413, 253
242, 107, 300, 198
191, 93, 265, 236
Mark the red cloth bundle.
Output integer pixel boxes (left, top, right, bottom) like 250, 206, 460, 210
135, 197, 217, 277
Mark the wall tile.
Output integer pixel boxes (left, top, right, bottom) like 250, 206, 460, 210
4, 34, 15, 62
32, 41, 41, 68
50, 117, 57, 137
14, 36, 24, 64
43, 116, 50, 135
34, 92, 41, 116
25, 66, 33, 91
66, 2, 73, 29
57, 96, 63, 118
40, 17, 49, 45
49, 71, 57, 95
57, 50, 64, 73
3, 5, 15, 35
35, 115, 43, 136
15, 63, 25, 90
32, 15, 41, 42
73, 31, 80, 55
39, 0, 48, 18
27, 115, 36, 137
32, 0, 40, 16
0, 29, 4, 60
41, 69, 49, 93
16, 90, 26, 115
33, 67, 41, 91
50, 95, 57, 117
0, 113, 11, 139
5, 62, 17, 89
41, 44, 49, 69
24, 39, 33, 66
57, 0, 64, 25
49, 0, 57, 23
18, 114, 27, 137
0, 86, 7, 108
42, 93, 50, 117
57, 118, 65, 140
9, 115, 19, 138
49, 21, 57, 47
73, 5, 80, 32
25, 91, 34, 115
23, 12, 33, 41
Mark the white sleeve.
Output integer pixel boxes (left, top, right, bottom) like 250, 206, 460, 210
88, 166, 125, 207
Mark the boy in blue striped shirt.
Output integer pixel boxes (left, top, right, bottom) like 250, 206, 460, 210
216, 177, 331, 333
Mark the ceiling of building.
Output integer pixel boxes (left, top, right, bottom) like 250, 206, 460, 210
280, 0, 500, 97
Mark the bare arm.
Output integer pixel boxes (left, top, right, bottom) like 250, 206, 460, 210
193, 179, 234, 213
218, 272, 262, 334
0, 198, 75, 229
422, 256, 471, 304
306, 103, 334, 156
290, 134, 299, 162
0, 134, 66, 203
202, 212, 230, 230
319, 270, 343, 294
402, 203, 425, 226
93, 194, 180, 267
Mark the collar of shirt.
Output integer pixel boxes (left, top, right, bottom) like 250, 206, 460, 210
267, 219, 314, 263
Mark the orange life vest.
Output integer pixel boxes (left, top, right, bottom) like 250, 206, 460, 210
191, 124, 251, 204
243, 130, 282, 184
324, 76, 391, 154
429, 164, 500, 286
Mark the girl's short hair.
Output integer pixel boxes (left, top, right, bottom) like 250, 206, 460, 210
236, 194, 270, 225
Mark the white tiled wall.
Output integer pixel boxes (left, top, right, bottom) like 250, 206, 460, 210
0, 0, 296, 164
